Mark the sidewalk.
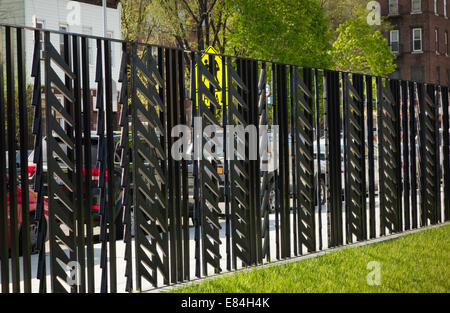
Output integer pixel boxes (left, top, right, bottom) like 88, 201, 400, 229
1, 201, 385, 293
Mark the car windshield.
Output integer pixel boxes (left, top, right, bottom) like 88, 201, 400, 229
28, 136, 100, 169
5, 152, 21, 171
89, 144, 99, 168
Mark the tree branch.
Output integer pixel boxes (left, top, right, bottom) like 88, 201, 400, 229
181, 0, 200, 24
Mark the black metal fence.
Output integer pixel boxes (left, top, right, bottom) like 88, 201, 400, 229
0, 24, 449, 293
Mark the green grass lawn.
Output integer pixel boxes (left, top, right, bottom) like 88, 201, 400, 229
172, 224, 450, 293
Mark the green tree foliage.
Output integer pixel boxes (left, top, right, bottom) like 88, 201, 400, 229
331, 15, 396, 76
1, 73, 34, 149
121, 0, 232, 53
121, 0, 396, 78
121, 0, 155, 42
319, 0, 366, 32
226, 0, 333, 68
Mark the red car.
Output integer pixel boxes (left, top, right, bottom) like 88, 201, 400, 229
7, 186, 49, 254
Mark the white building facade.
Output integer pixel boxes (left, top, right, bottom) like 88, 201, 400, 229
0, 0, 122, 127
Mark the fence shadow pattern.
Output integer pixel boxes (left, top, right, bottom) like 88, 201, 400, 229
0, 25, 449, 293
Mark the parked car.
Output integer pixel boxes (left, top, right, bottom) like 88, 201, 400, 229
5, 151, 21, 176
27, 133, 123, 238
6, 181, 49, 255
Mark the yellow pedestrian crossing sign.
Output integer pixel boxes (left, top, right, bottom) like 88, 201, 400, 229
195, 46, 227, 108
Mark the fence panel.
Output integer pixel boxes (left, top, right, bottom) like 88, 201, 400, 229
325, 70, 343, 247
131, 45, 169, 289
293, 67, 316, 254
0, 24, 448, 293
418, 83, 441, 226
343, 73, 366, 243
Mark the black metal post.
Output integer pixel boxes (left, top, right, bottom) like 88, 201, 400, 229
442, 86, 450, 221
0, 26, 10, 293
376, 78, 386, 236
366, 76, 376, 239
81, 35, 95, 293
17, 27, 32, 292
272, 63, 280, 260
6, 26, 21, 292
314, 69, 323, 250
401, 81, 411, 230
409, 83, 418, 228
326, 70, 343, 247
289, 66, 298, 256
72, 35, 86, 293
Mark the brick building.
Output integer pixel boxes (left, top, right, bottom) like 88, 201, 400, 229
381, 0, 450, 85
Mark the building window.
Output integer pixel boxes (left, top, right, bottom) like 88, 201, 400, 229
32, 16, 44, 30
106, 31, 114, 67
59, 24, 68, 58
445, 0, 448, 17
34, 19, 44, 30
435, 0, 438, 14
390, 70, 401, 80
445, 31, 449, 55
83, 27, 94, 66
389, 0, 399, 15
412, 28, 423, 52
436, 28, 440, 53
411, 66, 425, 82
390, 30, 400, 53
33, 18, 45, 59
92, 95, 97, 112
411, 0, 421, 13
